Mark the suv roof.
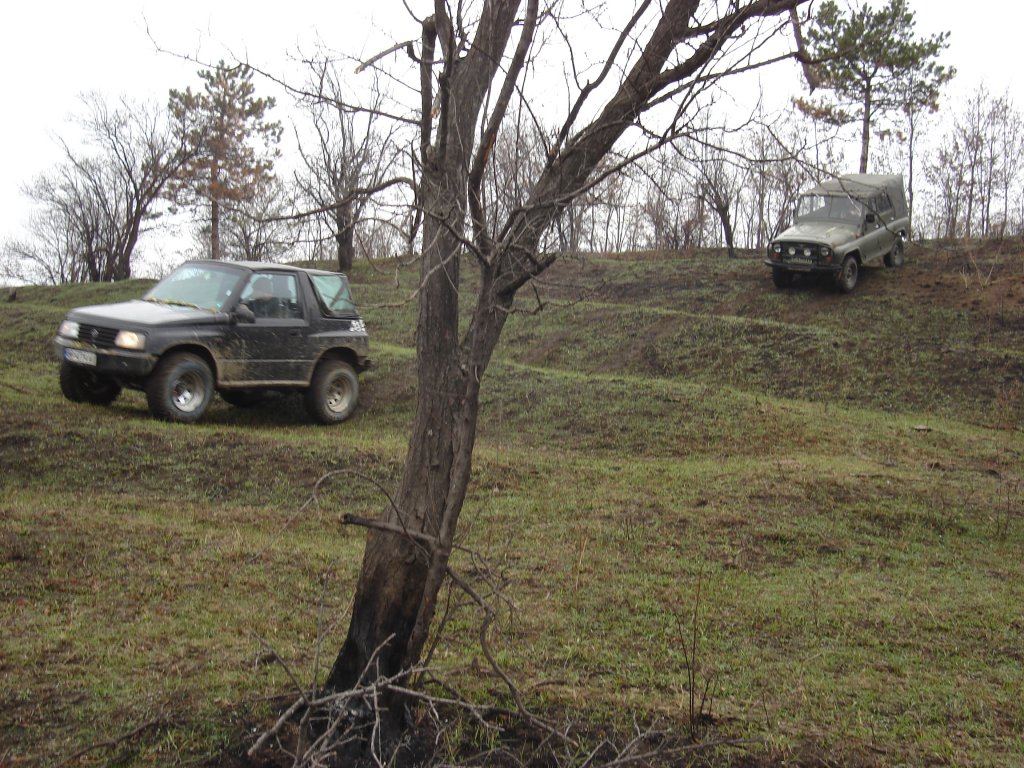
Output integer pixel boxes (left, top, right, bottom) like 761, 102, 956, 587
805, 174, 903, 199
183, 259, 346, 278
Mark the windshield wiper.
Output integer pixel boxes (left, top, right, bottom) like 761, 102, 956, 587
145, 298, 203, 309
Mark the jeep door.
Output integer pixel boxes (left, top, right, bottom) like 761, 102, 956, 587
862, 192, 896, 263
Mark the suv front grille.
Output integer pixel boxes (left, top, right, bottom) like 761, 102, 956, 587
78, 323, 119, 348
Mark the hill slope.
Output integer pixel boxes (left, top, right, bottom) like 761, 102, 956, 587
1, 244, 1021, 766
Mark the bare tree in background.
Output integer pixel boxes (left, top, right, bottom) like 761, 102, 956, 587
312, 3, 812, 751
2, 94, 187, 284
295, 66, 405, 272
219, 176, 300, 261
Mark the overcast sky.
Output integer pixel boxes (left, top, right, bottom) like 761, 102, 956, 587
0, 1, 1014, 264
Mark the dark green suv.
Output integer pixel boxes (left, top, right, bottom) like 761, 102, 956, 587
53, 260, 370, 424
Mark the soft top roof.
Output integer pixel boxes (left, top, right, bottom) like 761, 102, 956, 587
805, 174, 904, 199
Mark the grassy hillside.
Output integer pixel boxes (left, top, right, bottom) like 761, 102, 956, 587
1, 243, 1022, 766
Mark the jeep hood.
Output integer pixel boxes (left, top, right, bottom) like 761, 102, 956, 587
68, 300, 226, 327
777, 221, 860, 248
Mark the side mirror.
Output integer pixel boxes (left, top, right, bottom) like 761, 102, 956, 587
233, 304, 256, 324
865, 212, 876, 224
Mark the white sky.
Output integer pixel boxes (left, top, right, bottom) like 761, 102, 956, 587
0, 1, 1014, 262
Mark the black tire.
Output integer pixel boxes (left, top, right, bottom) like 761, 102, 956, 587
836, 256, 859, 293
59, 361, 121, 405
304, 359, 359, 424
772, 267, 794, 289
145, 352, 214, 423
884, 238, 905, 268
219, 389, 266, 408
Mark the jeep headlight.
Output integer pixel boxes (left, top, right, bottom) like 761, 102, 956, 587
58, 320, 80, 339
114, 330, 147, 350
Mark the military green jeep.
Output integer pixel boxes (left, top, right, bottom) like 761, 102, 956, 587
766, 174, 910, 293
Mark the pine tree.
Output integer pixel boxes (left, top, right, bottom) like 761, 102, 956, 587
797, 0, 953, 173
168, 62, 282, 259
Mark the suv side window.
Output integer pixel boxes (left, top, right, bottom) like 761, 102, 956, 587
241, 273, 302, 320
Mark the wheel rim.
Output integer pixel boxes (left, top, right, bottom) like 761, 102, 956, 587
325, 374, 353, 415
172, 371, 206, 413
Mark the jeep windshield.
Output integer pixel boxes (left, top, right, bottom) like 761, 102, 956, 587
144, 263, 245, 312
795, 194, 865, 224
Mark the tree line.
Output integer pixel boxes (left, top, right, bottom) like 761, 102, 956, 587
2, 1, 1016, 288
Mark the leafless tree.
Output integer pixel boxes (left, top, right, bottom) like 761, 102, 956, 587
219, 176, 300, 261
294, 65, 406, 271
923, 86, 1024, 239
296, 0, 813, 752
4, 94, 188, 284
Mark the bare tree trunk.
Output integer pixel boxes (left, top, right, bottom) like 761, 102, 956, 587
859, 88, 872, 174
211, 198, 221, 260
335, 200, 355, 273
322, 0, 810, 749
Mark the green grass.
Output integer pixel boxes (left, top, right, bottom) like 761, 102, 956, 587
1, 245, 1022, 765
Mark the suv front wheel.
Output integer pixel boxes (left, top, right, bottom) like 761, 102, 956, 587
305, 359, 359, 424
146, 352, 214, 423
59, 361, 122, 405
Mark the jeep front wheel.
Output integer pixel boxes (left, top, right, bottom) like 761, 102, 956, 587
305, 359, 359, 424
772, 267, 794, 289
836, 256, 859, 293
59, 361, 121, 405
146, 352, 214, 423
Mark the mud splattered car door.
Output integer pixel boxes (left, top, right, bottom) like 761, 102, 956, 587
219, 272, 313, 385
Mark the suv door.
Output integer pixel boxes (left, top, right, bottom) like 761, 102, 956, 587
221, 272, 313, 384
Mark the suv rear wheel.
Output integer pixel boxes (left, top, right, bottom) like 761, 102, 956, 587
146, 352, 214, 423
305, 359, 359, 424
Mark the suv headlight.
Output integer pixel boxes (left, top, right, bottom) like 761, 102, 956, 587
114, 330, 147, 350
58, 320, 80, 339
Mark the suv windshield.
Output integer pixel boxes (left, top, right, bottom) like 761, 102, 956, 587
310, 274, 357, 316
796, 194, 865, 224
144, 264, 243, 311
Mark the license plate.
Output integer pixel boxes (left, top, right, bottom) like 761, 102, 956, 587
65, 348, 97, 366
787, 256, 813, 265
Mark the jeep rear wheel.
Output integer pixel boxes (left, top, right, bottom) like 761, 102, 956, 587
836, 256, 859, 293
146, 352, 214, 423
305, 359, 359, 424
884, 238, 905, 267
59, 361, 121, 405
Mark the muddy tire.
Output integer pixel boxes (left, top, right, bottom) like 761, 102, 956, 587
772, 267, 794, 289
836, 256, 859, 293
884, 238, 904, 268
146, 352, 214, 423
59, 361, 121, 405
304, 359, 359, 424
